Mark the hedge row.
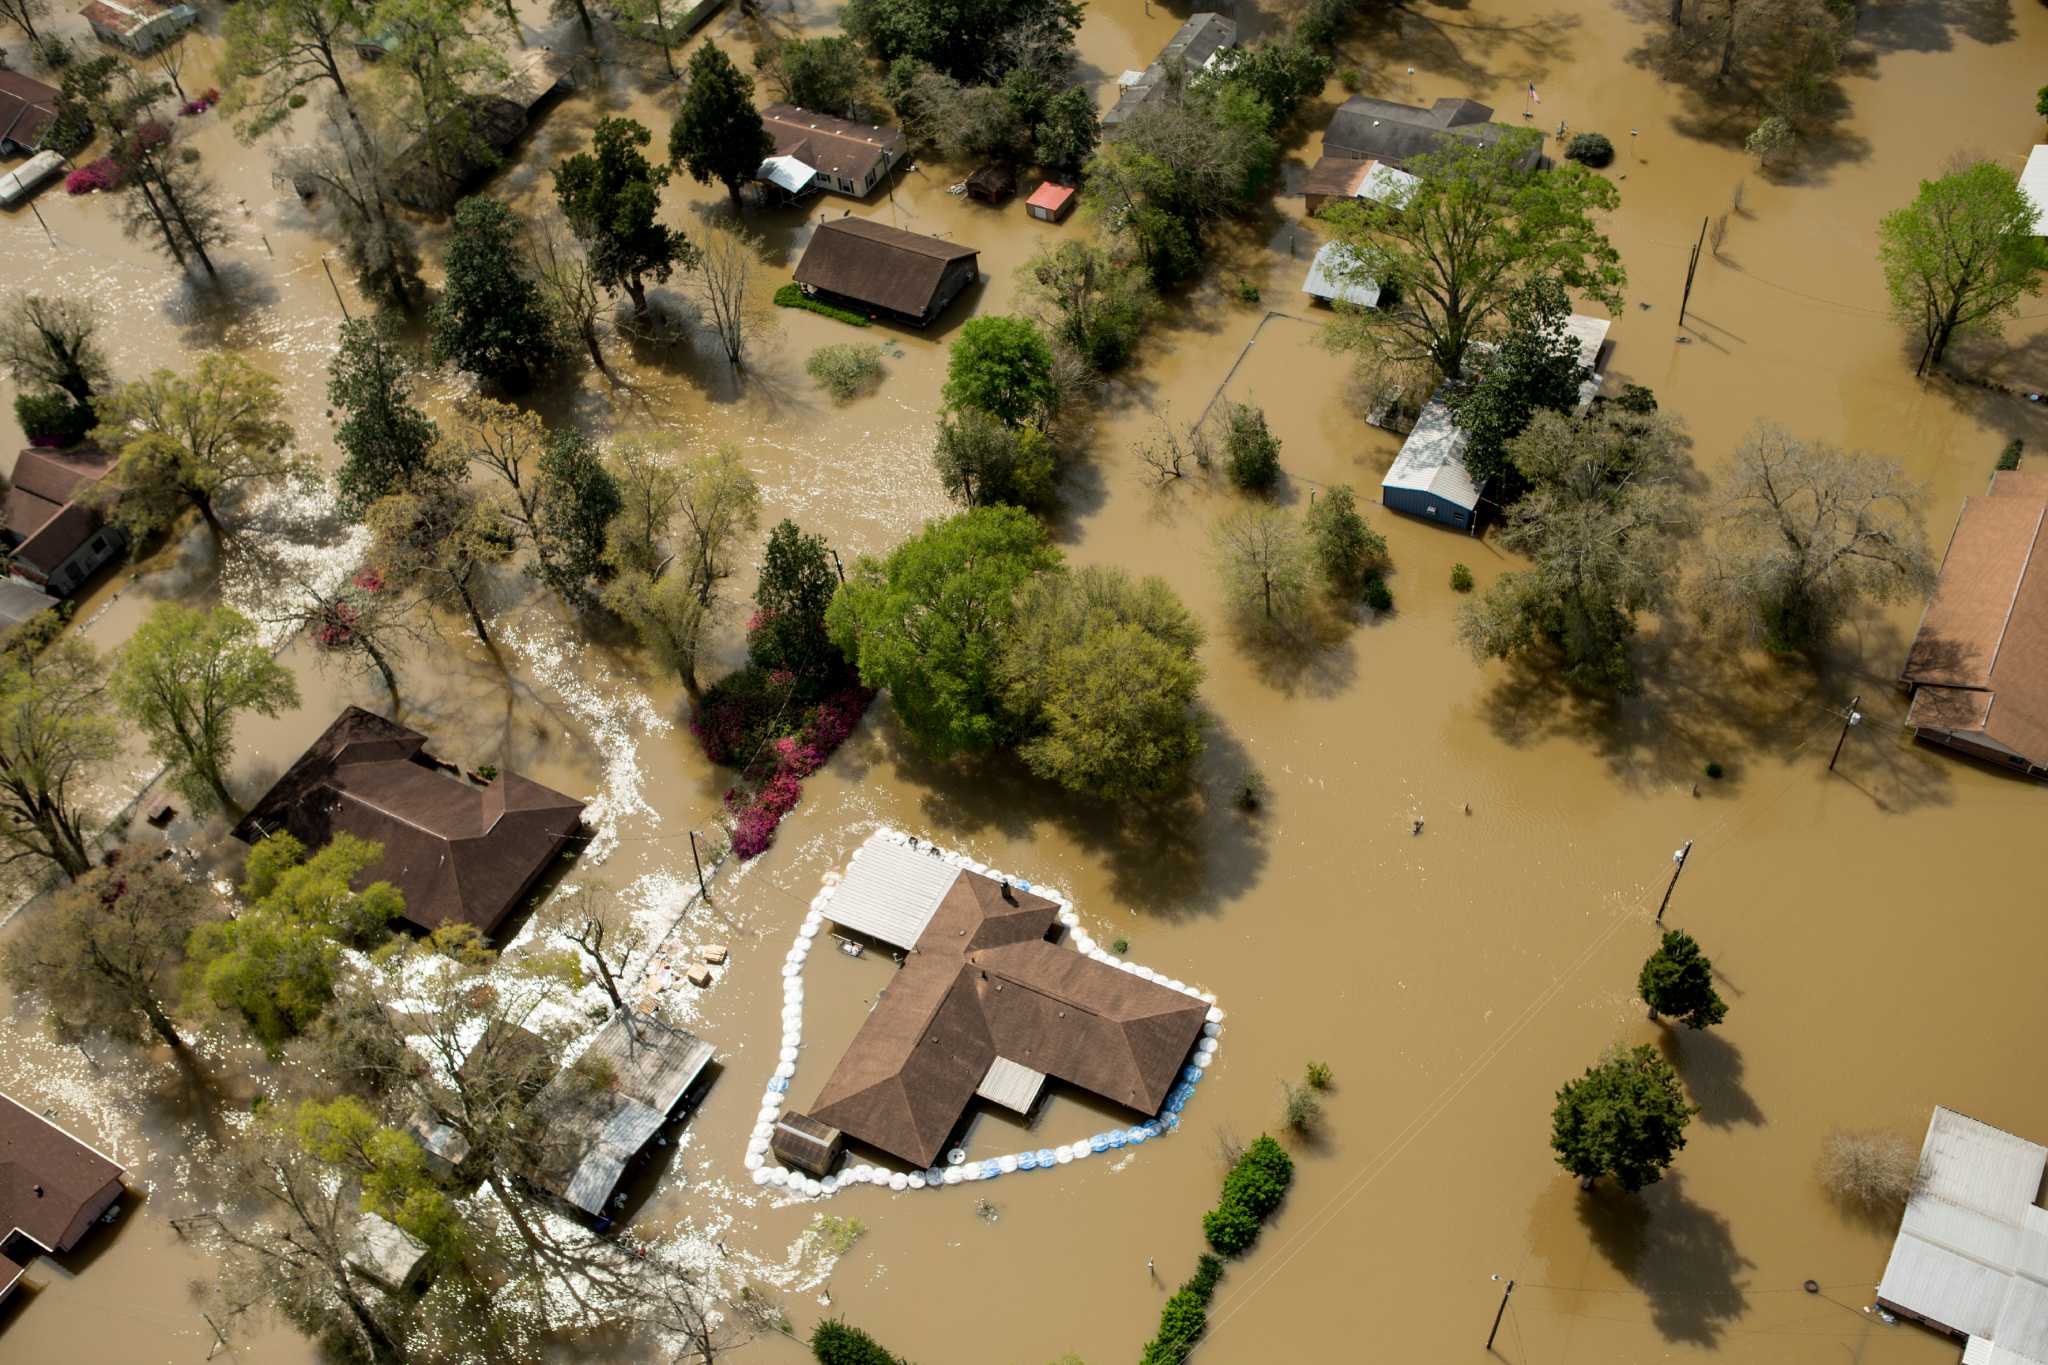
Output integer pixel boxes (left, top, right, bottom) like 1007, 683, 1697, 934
813, 1319, 906, 1365
1139, 1137, 1295, 1364
773, 282, 871, 327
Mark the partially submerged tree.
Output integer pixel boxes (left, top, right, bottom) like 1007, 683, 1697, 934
1638, 929, 1728, 1029
263, 566, 424, 711
750, 519, 841, 676
943, 315, 1058, 428
2, 856, 201, 1051
843, 0, 1080, 82
429, 197, 564, 393
541, 882, 650, 1012
1017, 240, 1153, 374
1551, 1044, 1696, 1191
601, 438, 684, 580
1696, 424, 1935, 653
274, 98, 421, 309
0, 293, 110, 405
1818, 1129, 1927, 1214
531, 213, 616, 382
1879, 160, 2048, 374
1213, 505, 1309, 632
0, 640, 116, 881
91, 353, 309, 541
669, 43, 772, 212
694, 218, 762, 371
753, 35, 872, 116
531, 429, 624, 603
932, 408, 1056, 510
554, 117, 694, 315
1442, 280, 1590, 500
110, 604, 300, 816
367, 467, 515, 650
1221, 401, 1281, 494
330, 317, 440, 517
1304, 484, 1388, 598
1321, 135, 1624, 382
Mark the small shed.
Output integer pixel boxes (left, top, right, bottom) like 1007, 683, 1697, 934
756, 153, 819, 204
1026, 182, 1076, 223
80, 0, 195, 52
965, 164, 1015, 205
1301, 240, 1381, 310
0, 150, 64, 207
346, 1212, 432, 1294
1380, 395, 1479, 530
0, 578, 54, 632
403, 1110, 472, 1180
770, 1112, 844, 1177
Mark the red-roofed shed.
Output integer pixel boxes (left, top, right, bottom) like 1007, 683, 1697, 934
1026, 182, 1076, 223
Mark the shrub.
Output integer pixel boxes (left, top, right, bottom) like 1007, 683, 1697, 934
1339, 67, 1363, 92
1997, 438, 2024, 472
1201, 1197, 1260, 1255
1282, 1081, 1322, 1135
1304, 1060, 1332, 1091
1306, 485, 1387, 595
691, 665, 802, 768
1362, 575, 1393, 612
1141, 1256, 1226, 1365
1819, 1129, 1927, 1214
1222, 402, 1281, 493
64, 158, 121, 194
808, 342, 885, 401
1566, 132, 1614, 167
1111, 936, 1129, 954
1239, 1135, 1294, 1188
1704, 761, 1724, 780
774, 282, 870, 327
1221, 1159, 1289, 1218
1236, 769, 1266, 812
810, 1319, 906, 1365
1236, 279, 1260, 305
15, 391, 92, 448
1185, 1252, 1224, 1299
1450, 563, 1475, 593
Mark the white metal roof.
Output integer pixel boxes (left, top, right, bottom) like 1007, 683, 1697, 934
758, 154, 816, 193
1301, 240, 1381, 309
347, 1212, 428, 1288
976, 1055, 1048, 1113
1357, 161, 1419, 206
826, 837, 962, 950
0, 151, 62, 207
1879, 1107, 2048, 1361
1381, 392, 1479, 511
2022, 148, 2048, 236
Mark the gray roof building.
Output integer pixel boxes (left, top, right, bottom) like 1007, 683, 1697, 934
1103, 12, 1237, 129
1322, 95, 1541, 172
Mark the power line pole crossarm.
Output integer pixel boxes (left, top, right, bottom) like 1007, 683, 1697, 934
1829, 695, 1863, 772
1486, 1278, 1516, 1353
1656, 840, 1693, 924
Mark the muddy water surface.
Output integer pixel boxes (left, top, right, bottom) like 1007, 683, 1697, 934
1, 0, 2045, 1361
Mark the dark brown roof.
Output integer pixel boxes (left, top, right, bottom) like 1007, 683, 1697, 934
232, 707, 586, 937
1323, 94, 1541, 172
761, 103, 904, 183
0, 1093, 124, 1255
0, 71, 58, 150
1303, 154, 1374, 202
792, 218, 977, 318
4, 445, 116, 578
1902, 473, 2048, 766
807, 867, 1206, 1169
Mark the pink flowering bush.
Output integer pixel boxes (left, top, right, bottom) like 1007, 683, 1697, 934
714, 685, 875, 861
65, 159, 121, 194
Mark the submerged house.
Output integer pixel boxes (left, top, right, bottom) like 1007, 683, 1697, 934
3, 445, 127, 598
1321, 95, 1541, 173
81, 0, 195, 52
0, 71, 59, 156
1102, 12, 1237, 129
1900, 469, 2048, 777
1380, 314, 1610, 531
526, 1010, 714, 1223
782, 840, 1207, 1171
792, 218, 979, 327
1877, 1106, 2048, 1363
1301, 156, 1419, 218
756, 104, 904, 200
233, 707, 587, 939
1, 1093, 126, 1306
390, 49, 571, 212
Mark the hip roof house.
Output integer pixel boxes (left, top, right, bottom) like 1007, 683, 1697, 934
1103, 12, 1236, 129
0, 1093, 126, 1306
792, 218, 979, 327
0, 71, 60, 155
1322, 95, 1541, 173
3, 445, 127, 598
1901, 469, 2048, 777
788, 839, 1206, 1170
758, 104, 905, 200
232, 707, 586, 939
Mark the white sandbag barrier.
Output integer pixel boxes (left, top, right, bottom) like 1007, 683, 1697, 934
741, 826, 1225, 1202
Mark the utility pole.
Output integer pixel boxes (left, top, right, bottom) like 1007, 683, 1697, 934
1678, 216, 1707, 327
688, 830, 709, 902
1828, 695, 1863, 772
28, 199, 52, 244
321, 257, 350, 320
1486, 1278, 1516, 1353
1655, 839, 1693, 924
830, 548, 846, 585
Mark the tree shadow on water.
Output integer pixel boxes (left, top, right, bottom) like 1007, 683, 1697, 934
1577, 1174, 1755, 1347
1656, 1026, 1764, 1129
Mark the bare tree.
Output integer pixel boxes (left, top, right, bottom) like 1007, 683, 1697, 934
531, 214, 615, 382
1695, 423, 1936, 652
541, 883, 649, 1012
693, 220, 762, 372
0, 0, 51, 48
257, 561, 428, 712
277, 99, 421, 310
1818, 1129, 1927, 1214
1133, 406, 1211, 486
1213, 505, 1310, 632
366, 467, 515, 651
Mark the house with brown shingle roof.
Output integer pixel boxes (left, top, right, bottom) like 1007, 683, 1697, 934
795, 846, 1205, 1169
0, 71, 60, 155
3, 444, 127, 598
232, 707, 587, 939
0, 1092, 126, 1306
1902, 469, 2048, 777
792, 218, 978, 327
759, 104, 905, 199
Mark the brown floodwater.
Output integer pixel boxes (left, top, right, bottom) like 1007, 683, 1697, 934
3, 0, 2047, 1361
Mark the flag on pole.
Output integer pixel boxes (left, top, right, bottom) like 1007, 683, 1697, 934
1526, 82, 1540, 104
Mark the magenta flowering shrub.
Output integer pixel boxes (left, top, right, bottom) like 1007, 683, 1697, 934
65, 159, 121, 194
713, 685, 874, 860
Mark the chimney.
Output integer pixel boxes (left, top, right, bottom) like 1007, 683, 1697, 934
1001, 880, 1017, 905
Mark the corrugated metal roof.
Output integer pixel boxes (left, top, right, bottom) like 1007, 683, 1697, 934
826, 839, 962, 949
1381, 393, 1479, 511
2021, 147, 2048, 236
1301, 241, 1381, 309
975, 1055, 1047, 1113
758, 155, 816, 193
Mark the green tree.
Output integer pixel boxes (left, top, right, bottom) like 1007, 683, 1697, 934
932, 407, 1057, 509
428, 197, 563, 393
1879, 160, 2048, 373
943, 315, 1057, 427
554, 117, 694, 315
999, 566, 1204, 799
755, 35, 872, 115
1210, 37, 1331, 129
330, 317, 440, 517
827, 505, 1060, 754
370, 0, 508, 195
1305, 484, 1388, 597
751, 519, 841, 674
111, 604, 301, 816
1551, 1044, 1696, 1191
221, 0, 376, 139
811, 1319, 908, 1365
1442, 280, 1589, 500
1, 856, 200, 1051
1638, 929, 1728, 1029
1222, 401, 1281, 493
1033, 86, 1097, 179
0, 640, 116, 880
187, 902, 338, 1046
0, 293, 110, 405
599, 437, 683, 580
603, 568, 710, 692
1321, 135, 1624, 381
1696, 423, 1935, 652
669, 43, 772, 212
366, 467, 515, 650
532, 429, 623, 601
243, 832, 404, 949
91, 353, 310, 541
1016, 240, 1153, 373
845, 0, 1081, 81
1213, 505, 1309, 631
1458, 406, 1689, 693
292, 1096, 462, 1264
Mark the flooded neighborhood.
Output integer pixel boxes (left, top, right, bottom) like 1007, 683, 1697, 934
0, 0, 2044, 1359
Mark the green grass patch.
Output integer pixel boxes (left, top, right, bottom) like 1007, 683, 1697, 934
775, 283, 871, 328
